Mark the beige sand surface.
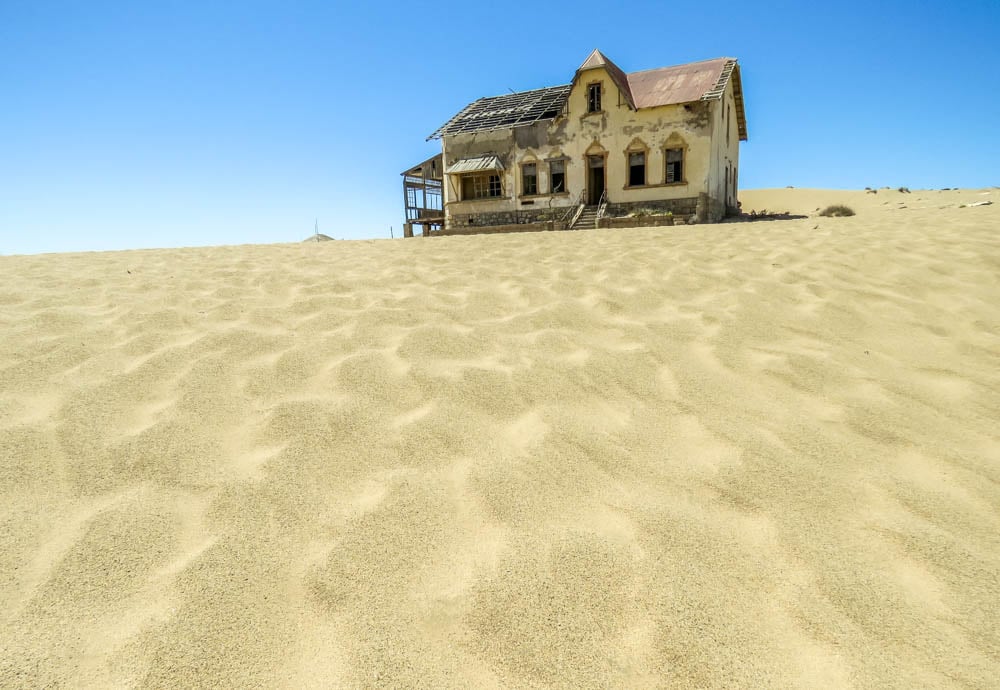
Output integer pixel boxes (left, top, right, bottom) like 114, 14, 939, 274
1, 188, 998, 688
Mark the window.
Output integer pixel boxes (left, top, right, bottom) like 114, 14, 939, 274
587, 83, 602, 113
549, 160, 565, 193
461, 173, 503, 200
665, 148, 684, 183
628, 151, 646, 187
521, 163, 537, 196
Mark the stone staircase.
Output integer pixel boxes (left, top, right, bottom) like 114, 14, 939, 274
572, 205, 600, 229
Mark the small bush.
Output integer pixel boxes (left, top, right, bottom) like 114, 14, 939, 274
819, 204, 855, 217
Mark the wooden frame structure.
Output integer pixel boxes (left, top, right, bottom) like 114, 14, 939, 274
400, 154, 443, 237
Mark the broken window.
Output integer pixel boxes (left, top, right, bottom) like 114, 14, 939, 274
549, 160, 565, 193
588, 83, 602, 113
628, 151, 646, 187
462, 173, 503, 200
521, 163, 537, 196
665, 148, 684, 183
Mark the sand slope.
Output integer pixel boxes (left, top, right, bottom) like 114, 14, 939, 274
1, 188, 998, 688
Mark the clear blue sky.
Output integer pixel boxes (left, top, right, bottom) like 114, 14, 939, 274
2, 0, 998, 254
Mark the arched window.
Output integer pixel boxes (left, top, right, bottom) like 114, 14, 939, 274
624, 138, 649, 188
663, 134, 688, 185
519, 151, 539, 196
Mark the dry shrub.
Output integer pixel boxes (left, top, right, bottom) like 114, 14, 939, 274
819, 204, 855, 217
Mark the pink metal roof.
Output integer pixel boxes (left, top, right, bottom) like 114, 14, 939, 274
626, 58, 734, 109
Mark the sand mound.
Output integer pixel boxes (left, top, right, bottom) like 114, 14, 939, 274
1, 188, 998, 687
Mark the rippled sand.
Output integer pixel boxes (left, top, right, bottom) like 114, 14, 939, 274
1, 188, 998, 688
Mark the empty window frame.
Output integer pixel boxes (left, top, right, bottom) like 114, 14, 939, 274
665, 148, 684, 183
461, 173, 503, 200
587, 83, 602, 113
628, 151, 646, 187
549, 160, 566, 193
521, 163, 537, 196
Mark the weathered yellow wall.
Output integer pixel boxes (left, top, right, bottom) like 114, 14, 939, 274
707, 76, 741, 212
441, 63, 738, 224
550, 65, 714, 207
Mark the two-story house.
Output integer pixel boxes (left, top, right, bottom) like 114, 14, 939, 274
401, 50, 747, 236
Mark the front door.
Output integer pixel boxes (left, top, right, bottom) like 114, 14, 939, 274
587, 156, 605, 205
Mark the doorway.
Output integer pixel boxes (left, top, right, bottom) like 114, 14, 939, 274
587, 155, 605, 205
725, 164, 730, 209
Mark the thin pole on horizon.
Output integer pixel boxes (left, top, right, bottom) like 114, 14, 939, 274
314, 218, 319, 241
390, 226, 394, 239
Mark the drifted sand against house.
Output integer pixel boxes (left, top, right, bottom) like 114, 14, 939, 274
1, 188, 999, 687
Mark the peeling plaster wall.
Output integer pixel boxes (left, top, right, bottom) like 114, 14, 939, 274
552, 66, 715, 209
441, 129, 515, 219
441, 64, 740, 227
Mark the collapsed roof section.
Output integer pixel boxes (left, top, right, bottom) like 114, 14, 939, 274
427, 85, 571, 140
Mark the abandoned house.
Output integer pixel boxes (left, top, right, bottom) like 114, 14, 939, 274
400, 50, 747, 237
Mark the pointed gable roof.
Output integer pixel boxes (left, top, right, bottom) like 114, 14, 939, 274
575, 49, 635, 110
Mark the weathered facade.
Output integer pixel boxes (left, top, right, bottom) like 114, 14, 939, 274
402, 50, 747, 235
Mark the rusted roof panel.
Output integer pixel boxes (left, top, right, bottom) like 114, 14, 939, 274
627, 57, 733, 109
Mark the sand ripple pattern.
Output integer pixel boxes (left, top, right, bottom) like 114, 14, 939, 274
1, 190, 999, 688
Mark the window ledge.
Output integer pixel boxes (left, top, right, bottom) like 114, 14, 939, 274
446, 197, 511, 206
622, 182, 688, 190
519, 192, 570, 200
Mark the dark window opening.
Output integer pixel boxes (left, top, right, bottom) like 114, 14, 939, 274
666, 148, 684, 183
588, 83, 602, 113
521, 163, 537, 196
549, 160, 565, 193
628, 151, 646, 187
462, 173, 503, 200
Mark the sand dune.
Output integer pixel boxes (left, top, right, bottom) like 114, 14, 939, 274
1, 188, 998, 688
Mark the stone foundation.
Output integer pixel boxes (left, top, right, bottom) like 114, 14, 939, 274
597, 216, 683, 229
449, 207, 568, 227
603, 197, 699, 220
440, 193, 728, 233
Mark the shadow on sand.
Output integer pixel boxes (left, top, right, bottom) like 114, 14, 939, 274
725, 210, 809, 223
